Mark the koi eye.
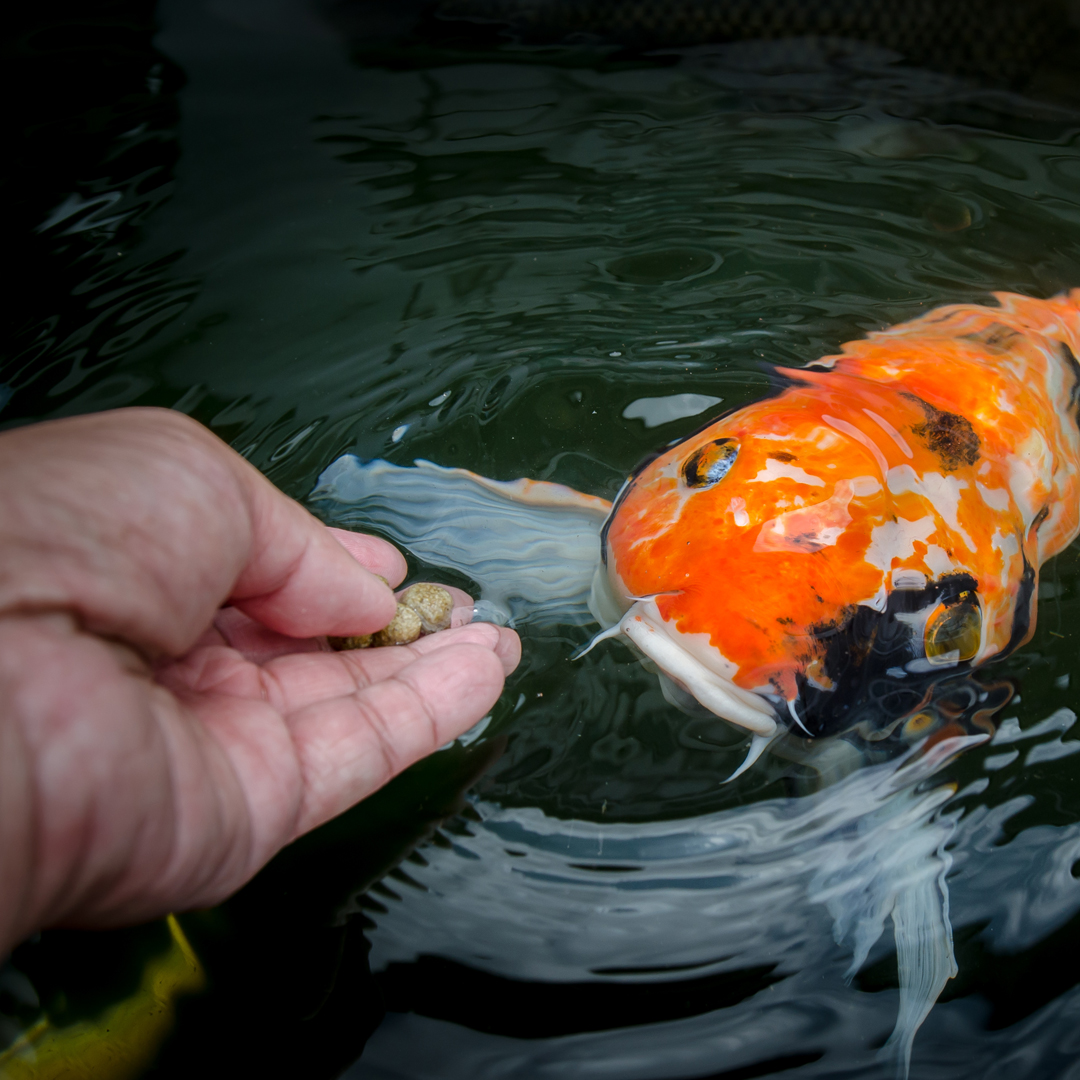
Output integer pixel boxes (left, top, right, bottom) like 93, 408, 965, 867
924, 591, 981, 665
902, 712, 936, 739
682, 439, 739, 488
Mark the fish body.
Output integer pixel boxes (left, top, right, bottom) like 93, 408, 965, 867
0, 915, 203, 1080
315, 290, 1079, 754
313, 291, 1079, 1077
597, 291, 1080, 744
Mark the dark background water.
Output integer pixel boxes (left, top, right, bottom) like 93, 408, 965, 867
3, 2, 1080, 1077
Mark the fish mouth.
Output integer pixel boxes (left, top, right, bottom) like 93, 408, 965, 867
616, 600, 779, 737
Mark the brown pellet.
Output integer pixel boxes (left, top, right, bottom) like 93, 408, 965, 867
328, 634, 373, 651
373, 602, 423, 646
399, 583, 454, 634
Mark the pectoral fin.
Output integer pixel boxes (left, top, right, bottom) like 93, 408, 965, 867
312, 456, 610, 626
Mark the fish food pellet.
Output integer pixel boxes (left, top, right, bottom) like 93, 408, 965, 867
328, 584, 454, 651
399, 583, 454, 633
328, 634, 373, 651
374, 602, 423, 646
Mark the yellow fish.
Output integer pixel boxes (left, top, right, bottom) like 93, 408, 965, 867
0, 916, 203, 1080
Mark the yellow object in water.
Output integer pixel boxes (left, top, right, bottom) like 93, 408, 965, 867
0, 915, 204, 1080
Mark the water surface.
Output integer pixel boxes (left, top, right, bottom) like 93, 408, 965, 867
4, 2, 1080, 1077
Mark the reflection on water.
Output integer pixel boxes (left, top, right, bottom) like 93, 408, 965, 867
315, 444, 1074, 1074
5, 1, 1080, 1077
346, 716, 1080, 1080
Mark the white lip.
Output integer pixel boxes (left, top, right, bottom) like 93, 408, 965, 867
618, 601, 779, 737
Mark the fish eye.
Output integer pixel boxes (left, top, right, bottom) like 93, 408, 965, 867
682, 439, 739, 488
903, 712, 936, 739
924, 591, 981, 665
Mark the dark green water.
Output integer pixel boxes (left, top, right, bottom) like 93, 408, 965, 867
4, 2, 1080, 1077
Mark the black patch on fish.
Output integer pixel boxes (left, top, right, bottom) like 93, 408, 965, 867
768, 451, 797, 462
1062, 342, 1080, 420
964, 322, 1022, 351
795, 572, 980, 738
682, 439, 739, 488
1003, 544, 1037, 657
902, 392, 980, 471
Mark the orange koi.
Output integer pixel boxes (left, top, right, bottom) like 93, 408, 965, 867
312, 289, 1079, 1079
593, 290, 1080, 768
317, 290, 1080, 776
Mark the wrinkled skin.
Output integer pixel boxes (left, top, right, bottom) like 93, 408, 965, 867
0, 408, 520, 956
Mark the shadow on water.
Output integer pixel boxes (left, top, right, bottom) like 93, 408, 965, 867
3, 1, 1080, 1078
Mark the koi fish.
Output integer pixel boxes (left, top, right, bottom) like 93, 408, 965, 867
313, 290, 1078, 1079
0, 915, 203, 1080
317, 289, 1080, 776
591, 288, 1080, 771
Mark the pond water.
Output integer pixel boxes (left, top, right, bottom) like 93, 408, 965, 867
4, 2, 1080, 1078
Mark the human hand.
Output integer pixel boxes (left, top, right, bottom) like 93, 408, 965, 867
0, 408, 519, 954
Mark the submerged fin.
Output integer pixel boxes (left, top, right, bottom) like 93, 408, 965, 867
312, 456, 610, 626
723, 731, 780, 783
809, 759, 963, 1080
881, 858, 958, 1080
571, 621, 625, 660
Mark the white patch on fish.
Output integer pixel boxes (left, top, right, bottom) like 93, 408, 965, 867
755, 479, 856, 554
976, 481, 1012, 513
922, 544, 955, 578
729, 496, 750, 527
892, 569, 927, 590
748, 458, 826, 487
822, 413, 890, 476
864, 516, 937, 572
864, 407, 914, 459
1007, 428, 1053, 529
991, 529, 1021, 590
887, 465, 976, 553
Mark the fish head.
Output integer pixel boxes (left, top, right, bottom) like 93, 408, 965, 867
600, 396, 996, 741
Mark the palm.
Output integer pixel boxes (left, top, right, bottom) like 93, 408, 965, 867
157, 610, 514, 893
